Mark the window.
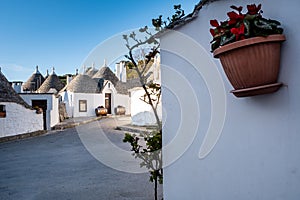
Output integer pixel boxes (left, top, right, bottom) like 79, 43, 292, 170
0, 105, 6, 118
79, 100, 87, 112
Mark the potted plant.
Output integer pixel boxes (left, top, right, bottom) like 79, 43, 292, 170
210, 4, 285, 97
33, 106, 43, 114
0, 111, 6, 118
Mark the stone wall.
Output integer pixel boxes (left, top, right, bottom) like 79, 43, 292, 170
21, 93, 59, 130
0, 102, 43, 137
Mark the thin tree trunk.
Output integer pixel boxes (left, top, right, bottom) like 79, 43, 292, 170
154, 177, 158, 200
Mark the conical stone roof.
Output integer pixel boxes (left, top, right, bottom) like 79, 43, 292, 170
114, 78, 142, 95
61, 74, 100, 93
86, 67, 98, 77
23, 66, 45, 92
0, 69, 31, 109
85, 63, 98, 77
93, 67, 119, 85
37, 69, 64, 93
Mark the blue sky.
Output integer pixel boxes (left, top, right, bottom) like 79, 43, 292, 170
0, 0, 199, 82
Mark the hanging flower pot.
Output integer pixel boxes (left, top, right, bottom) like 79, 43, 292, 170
210, 4, 285, 97
213, 34, 285, 97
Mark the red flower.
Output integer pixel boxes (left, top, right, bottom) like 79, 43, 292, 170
231, 23, 245, 40
210, 19, 219, 27
210, 28, 216, 36
247, 4, 261, 15
227, 11, 244, 25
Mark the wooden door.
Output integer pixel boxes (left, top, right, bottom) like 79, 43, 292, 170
105, 93, 111, 114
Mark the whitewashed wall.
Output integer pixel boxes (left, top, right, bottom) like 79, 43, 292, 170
102, 80, 131, 115
0, 102, 43, 137
72, 93, 102, 117
21, 94, 59, 130
114, 94, 130, 115
61, 91, 74, 118
50, 95, 59, 127
130, 88, 162, 126
161, 1, 300, 199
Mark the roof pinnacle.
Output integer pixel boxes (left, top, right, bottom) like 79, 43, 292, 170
52, 67, 56, 75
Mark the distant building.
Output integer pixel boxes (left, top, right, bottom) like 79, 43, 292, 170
0, 69, 43, 138
7, 57, 161, 128
60, 60, 132, 117
60, 74, 101, 117
20, 67, 62, 130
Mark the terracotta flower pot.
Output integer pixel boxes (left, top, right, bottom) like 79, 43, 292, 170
213, 34, 286, 97
0, 112, 6, 118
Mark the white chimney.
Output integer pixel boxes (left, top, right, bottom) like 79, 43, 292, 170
66, 75, 72, 85
120, 61, 127, 83
115, 61, 127, 82
115, 62, 120, 80
12, 81, 23, 93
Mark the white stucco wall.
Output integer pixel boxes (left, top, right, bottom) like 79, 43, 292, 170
130, 88, 162, 126
0, 102, 43, 137
21, 94, 59, 130
102, 80, 131, 115
72, 93, 102, 117
62, 91, 74, 118
161, 1, 300, 199
114, 93, 130, 115
50, 95, 59, 127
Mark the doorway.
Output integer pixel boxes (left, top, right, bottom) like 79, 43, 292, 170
105, 93, 111, 114
32, 100, 47, 130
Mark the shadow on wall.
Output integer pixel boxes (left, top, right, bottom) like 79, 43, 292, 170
131, 111, 156, 126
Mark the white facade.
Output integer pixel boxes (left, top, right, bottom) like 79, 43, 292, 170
114, 93, 130, 115
102, 80, 130, 115
161, 1, 300, 199
21, 94, 60, 130
130, 88, 162, 126
62, 80, 130, 117
0, 102, 43, 137
62, 92, 102, 117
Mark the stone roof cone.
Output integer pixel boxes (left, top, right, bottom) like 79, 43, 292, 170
60, 74, 100, 93
23, 65, 45, 92
37, 67, 64, 94
92, 59, 119, 85
86, 62, 98, 77
0, 68, 31, 108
